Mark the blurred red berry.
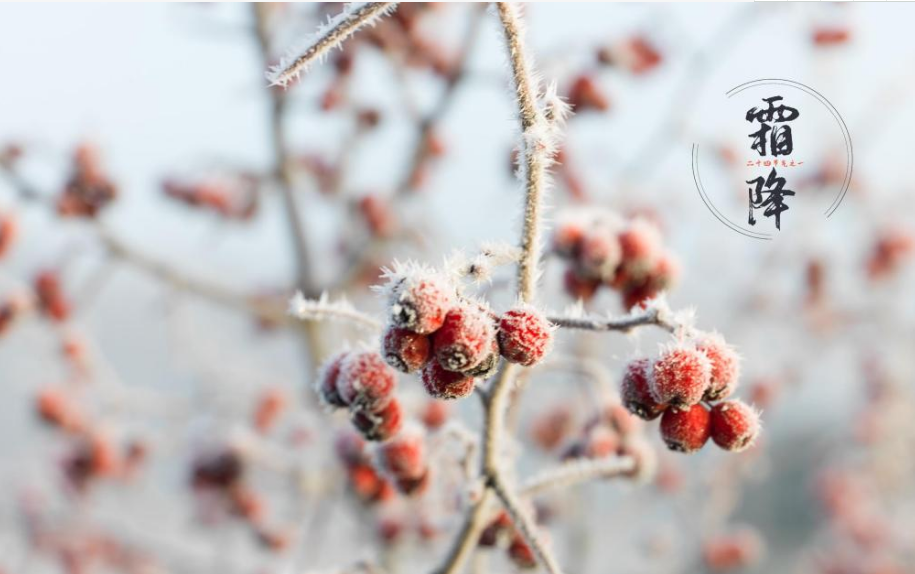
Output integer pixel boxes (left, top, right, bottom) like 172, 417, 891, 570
34, 270, 70, 322
351, 398, 403, 442
568, 75, 610, 112
316, 351, 350, 409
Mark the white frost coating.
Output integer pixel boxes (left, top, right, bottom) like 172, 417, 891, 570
288, 291, 382, 331
267, 2, 399, 88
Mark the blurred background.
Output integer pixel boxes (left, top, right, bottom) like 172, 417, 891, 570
1, 3, 914, 574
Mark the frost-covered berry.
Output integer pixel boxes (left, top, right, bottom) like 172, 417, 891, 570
552, 221, 586, 258
660, 404, 711, 453
389, 274, 453, 334
696, 334, 741, 401
651, 345, 711, 407
421, 361, 475, 400
316, 352, 350, 409
376, 426, 426, 481
351, 398, 403, 442
432, 303, 495, 372
710, 400, 760, 452
497, 307, 554, 366
382, 326, 431, 373
464, 338, 500, 379
621, 358, 667, 420
338, 351, 397, 412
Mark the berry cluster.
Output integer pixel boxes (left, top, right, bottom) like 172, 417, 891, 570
377, 266, 554, 402
552, 209, 680, 309
317, 350, 402, 442
621, 334, 761, 454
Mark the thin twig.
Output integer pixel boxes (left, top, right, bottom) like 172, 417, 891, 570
488, 473, 564, 574
520, 456, 636, 498
497, 2, 551, 304
267, 2, 399, 88
547, 305, 678, 333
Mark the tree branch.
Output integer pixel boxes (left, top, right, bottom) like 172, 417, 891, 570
520, 456, 636, 498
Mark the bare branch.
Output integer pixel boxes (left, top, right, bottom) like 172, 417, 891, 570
489, 473, 564, 574
547, 305, 678, 334
267, 2, 399, 88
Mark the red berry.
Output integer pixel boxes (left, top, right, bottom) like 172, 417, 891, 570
568, 75, 611, 113
603, 402, 643, 436
382, 326, 431, 373
419, 400, 450, 430
338, 351, 397, 413
651, 345, 711, 407
421, 361, 475, 400
552, 222, 586, 258
660, 404, 711, 453
617, 218, 662, 274
478, 511, 512, 547
34, 270, 70, 322
563, 269, 600, 301
497, 307, 553, 366
395, 467, 430, 496
432, 303, 495, 372
530, 405, 574, 452
348, 463, 393, 503
621, 358, 667, 420
334, 430, 367, 467
463, 338, 500, 379
389, 274, 453, 334
710, 400, 760, 452
696, 334, 741, 401
582, 425, 619, 458
702, 529, 763, 572
577, 227, 622, 281
377, 427, 426, 481
508, 535, 537, 569
316, 352, 350, 409
351, 398, 403, 442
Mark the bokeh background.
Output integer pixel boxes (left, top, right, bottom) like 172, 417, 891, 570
1, 3, 914, 574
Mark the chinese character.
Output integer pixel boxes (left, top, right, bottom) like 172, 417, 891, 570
746, 96, 799, 157
747, 168, 795, 230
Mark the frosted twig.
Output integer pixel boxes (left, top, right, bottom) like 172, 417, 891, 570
497, 2, 555, 305
547, 306, 678, 334
267, 2, 399, 88
288, 292, 382, 331
520, 456, 636, 498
